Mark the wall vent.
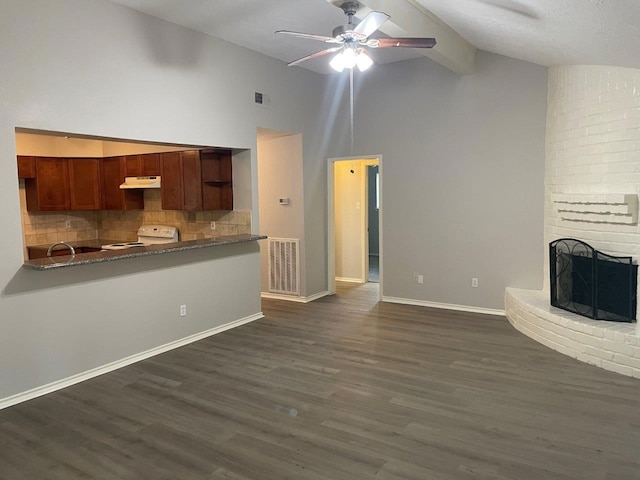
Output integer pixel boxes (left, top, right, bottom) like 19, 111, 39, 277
268, 237, 300, 296
254, 91, 271, 107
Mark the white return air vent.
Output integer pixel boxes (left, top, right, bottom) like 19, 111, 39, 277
268, 238, 299, 296
254, 91, 271, 107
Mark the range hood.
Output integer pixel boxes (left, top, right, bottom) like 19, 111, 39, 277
119, 176, 161, 189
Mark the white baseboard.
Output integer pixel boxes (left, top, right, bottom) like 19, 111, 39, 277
0, 312, 264, 411
382, 296, 505, 316
261, 291, 331, 303
335, 277, 364, 283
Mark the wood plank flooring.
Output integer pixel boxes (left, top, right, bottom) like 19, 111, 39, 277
2, 282, 640, 479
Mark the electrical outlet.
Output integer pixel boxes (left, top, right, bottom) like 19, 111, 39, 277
180, 305, 187, 317
65, 219, 71, 229
472, 277, 479, 288
418, 274, 424, 284
210, 221, 216, 230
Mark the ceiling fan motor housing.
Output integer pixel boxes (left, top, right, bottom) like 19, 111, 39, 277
333, 24, 366, 41
339, 1, 360, 17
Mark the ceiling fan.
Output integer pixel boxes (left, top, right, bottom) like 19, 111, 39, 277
276, 1, 437, 72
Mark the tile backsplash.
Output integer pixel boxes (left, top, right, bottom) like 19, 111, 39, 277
99, 190, 251, 241
19, 183, 251, 254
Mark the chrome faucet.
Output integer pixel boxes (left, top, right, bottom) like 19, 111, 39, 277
46, 241, 76, 257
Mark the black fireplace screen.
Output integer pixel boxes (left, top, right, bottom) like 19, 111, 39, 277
550, 238, 637, 323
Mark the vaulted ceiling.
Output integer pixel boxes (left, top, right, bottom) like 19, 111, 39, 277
110, 0, 640, 74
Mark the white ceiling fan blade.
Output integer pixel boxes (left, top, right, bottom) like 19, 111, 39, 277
353, 11, 390, 38
275, 30, 342, 44
287, 46, 342, 67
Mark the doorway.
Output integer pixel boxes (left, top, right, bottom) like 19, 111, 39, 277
328, 155, 382, 299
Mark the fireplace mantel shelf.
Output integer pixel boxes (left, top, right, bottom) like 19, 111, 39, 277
551, 193, 638, 224
505, 288, 640, 378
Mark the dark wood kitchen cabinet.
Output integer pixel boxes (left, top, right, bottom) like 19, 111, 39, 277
17, 156, 36, 178
160, 150, 202, 211
24, 157, 102, 211
101, 156, 144, 210
160, 149, 232, 211
19, 148, 232, 212
160, 151, 183, 210
24, 157, 71, 211
141, 153, 161, 176
124, 153, 161, 177
181, 150, 203, 211
68, 158, 101, 210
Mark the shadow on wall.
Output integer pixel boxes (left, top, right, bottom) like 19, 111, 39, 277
2, 242, 259, 296
128, 9, 206, 66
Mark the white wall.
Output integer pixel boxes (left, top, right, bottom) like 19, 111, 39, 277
354, 52, 548, 310
545, 65, 640, 303
334, 161, 367, 282
0, 0, 332, 402
257, 132, 305, 293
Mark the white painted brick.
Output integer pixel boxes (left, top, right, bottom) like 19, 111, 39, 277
506, 289, 638, 377
584, 345, 615, 361
601, 360, 634, 376
576, 351, 602, 367
602, 339, 638, 357
613, 353, 640, 369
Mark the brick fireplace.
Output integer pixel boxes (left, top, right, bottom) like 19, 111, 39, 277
506, 65, 640, 377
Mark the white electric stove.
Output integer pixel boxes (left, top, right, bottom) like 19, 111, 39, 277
101, 225, 179, 251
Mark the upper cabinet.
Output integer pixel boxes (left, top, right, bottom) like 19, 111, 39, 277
68, 158, 101, 210
23, 157, 101, 211
24, 157, 71, 211
159, 151, 184, 210
17, 156, 36, 179
18, 149, 233, 212
124, 153, 161, 177
160, 149, 232, 211
101, 156, 144, 210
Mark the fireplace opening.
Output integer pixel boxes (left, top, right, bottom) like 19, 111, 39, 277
549, 238, 637, 323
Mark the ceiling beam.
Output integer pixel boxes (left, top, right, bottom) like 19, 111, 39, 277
329, 0, 476, 74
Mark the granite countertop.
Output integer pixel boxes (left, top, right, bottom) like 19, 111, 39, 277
23, 234, 267, 270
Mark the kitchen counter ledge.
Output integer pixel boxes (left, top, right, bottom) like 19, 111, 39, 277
23, 234, 267, 271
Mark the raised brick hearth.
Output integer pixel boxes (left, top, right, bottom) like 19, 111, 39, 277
506, 288, 640, 378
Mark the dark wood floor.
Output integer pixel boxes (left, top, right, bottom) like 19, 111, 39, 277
2, 282, 640, 479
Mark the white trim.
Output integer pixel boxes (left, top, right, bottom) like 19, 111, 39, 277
0, 312, 264, 411
335, 277, 364, 283
382, 296, 505, 316
261, 290, 331, 303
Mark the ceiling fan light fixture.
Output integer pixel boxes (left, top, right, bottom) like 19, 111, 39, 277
356, 49, 373, 72
330, 52, 346, 72
342, 47, 358, 69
